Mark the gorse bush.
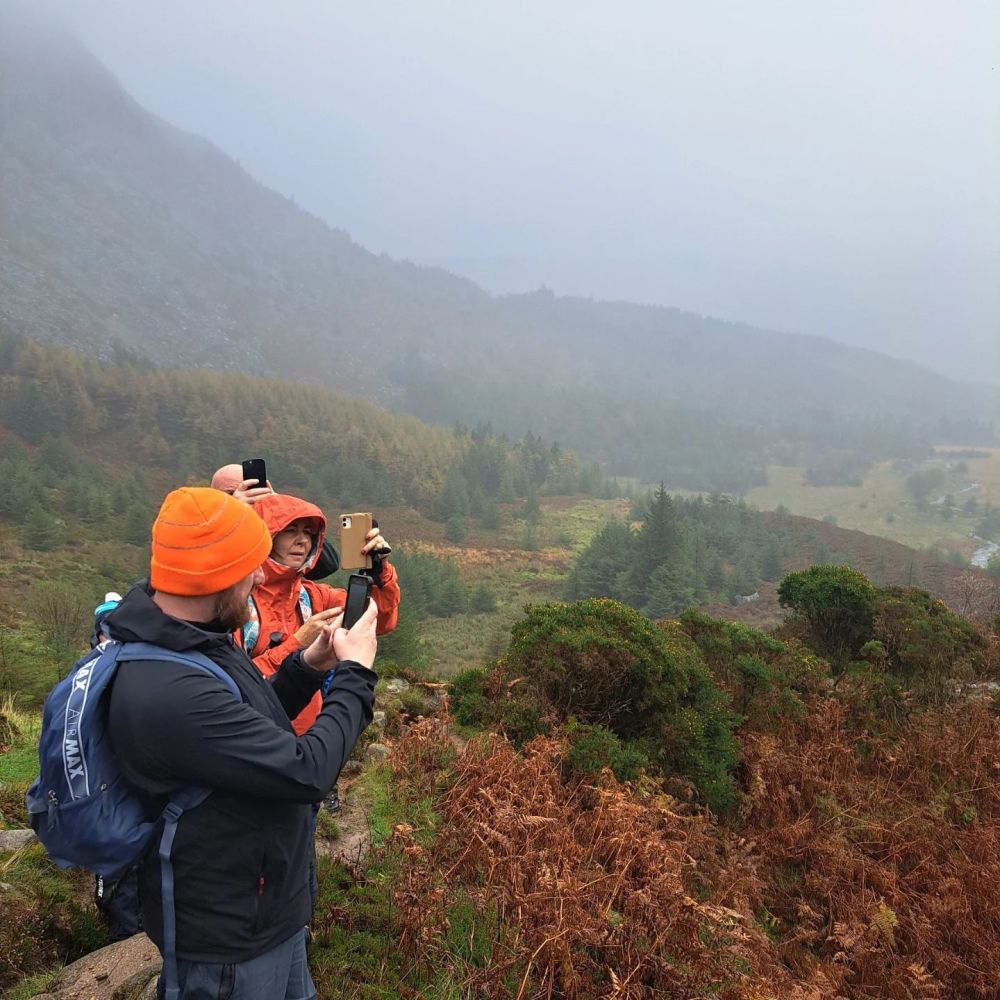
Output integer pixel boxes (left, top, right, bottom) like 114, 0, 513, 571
563, 720, 649, 783
778, 564, 877, 663
679, 609, 827, 729
873, 586, 986, 699
458, 599, 741, 814
778, 565, 993, 706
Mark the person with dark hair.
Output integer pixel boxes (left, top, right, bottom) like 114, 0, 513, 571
105, 487, 378, 999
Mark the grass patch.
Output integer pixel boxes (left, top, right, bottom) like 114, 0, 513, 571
4, 967, 62, 1000
362, 763, 438, 850
0, 845, 110, 993
315, 809, 342, 841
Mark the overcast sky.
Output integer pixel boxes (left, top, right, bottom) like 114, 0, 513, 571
37, 0, 1000, 382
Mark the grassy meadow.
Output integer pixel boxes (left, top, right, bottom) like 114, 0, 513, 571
744, 446, 1000, 555
383, 496, 628, 678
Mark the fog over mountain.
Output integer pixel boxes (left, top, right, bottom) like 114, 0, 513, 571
28, 0, 1000, 384
1, 5, 996, 498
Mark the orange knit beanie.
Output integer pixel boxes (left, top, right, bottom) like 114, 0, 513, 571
150, 487, 272, 596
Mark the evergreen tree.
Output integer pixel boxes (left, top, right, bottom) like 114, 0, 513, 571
122, 503, 152, 546
444, 513, 466, 544
469, 584, 497, 613
643, 560, 704, 619
376, 603, 426, 668
565, 520, 633, 599
434, 466, 470, 522
522, 488, 541, 526
22, 507, 61, 551
479, 499, 501, 530
760, 538, 783, 582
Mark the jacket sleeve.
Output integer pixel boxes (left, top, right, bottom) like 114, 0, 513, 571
267, 649, 325, 720
370, 562, 400, 635
249, 570, 400, 680
111, 659, 377, 802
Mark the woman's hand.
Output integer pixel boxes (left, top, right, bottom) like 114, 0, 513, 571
302, 600, 378, 672
361, 526, 391, 558
293, 606, 343, 647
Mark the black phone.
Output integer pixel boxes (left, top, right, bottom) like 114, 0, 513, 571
241, 458, 267, 491
342, 574, 372, 630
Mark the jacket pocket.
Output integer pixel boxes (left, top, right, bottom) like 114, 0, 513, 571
252, 854, 267, 934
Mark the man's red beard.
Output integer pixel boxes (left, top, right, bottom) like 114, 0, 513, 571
215, 584, 253, 633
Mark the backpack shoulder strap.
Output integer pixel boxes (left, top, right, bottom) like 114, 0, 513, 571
114, 642, 241, 1000
117, 642, 241, 702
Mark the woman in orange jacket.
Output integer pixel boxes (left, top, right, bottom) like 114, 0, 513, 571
241, 493, 400, 735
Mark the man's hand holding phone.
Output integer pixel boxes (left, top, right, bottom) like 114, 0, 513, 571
232, 479, 274, 505
302, 599, 378, 673
235, 458, 274, 505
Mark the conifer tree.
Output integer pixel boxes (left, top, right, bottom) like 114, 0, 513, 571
22, 507, 60, 551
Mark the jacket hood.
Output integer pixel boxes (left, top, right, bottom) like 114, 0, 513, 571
104, 582, 234, 653
254, 493, 327, 581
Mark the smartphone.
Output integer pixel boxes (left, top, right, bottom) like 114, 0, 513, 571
342, 574, 372, 630
241, 457, 267, 491
338, 512, 373, 570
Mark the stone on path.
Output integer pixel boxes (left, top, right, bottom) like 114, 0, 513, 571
32, 933, 160, 1000
0, 828, 36, 852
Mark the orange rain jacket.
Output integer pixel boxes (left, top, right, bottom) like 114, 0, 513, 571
242, 493, 400, 734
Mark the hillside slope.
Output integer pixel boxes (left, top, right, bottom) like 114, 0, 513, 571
1, 10, 995, 491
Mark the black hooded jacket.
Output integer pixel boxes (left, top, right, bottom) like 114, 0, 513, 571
105, 585, 376, 963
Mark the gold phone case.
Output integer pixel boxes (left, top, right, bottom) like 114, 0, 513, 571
338, 512, 373, 571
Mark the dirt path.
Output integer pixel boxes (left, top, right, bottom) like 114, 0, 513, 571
314, 772, 372, 868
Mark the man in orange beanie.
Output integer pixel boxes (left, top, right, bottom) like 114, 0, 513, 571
104, 487, 377, 1000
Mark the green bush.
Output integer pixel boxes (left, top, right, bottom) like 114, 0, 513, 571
873, 586, 986, 700
507, 599, 740, 814
778, 564, 877, 663
449, 667, 492, 726
497, 699, 548, 746
564, 720, 648, 783
469, 584, 497, 613
679, 610, 825, 729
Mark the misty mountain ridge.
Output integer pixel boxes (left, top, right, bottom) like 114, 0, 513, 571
1, 11, 995, 490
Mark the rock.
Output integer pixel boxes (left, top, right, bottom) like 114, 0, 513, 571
365, 742, 390, 763
39, 933, 160, 999
0, 828, 36, 852
112, 965, 160, 1000
341, 759, 364, 776
371, 709, 386, 730
384, 678, 410, 694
